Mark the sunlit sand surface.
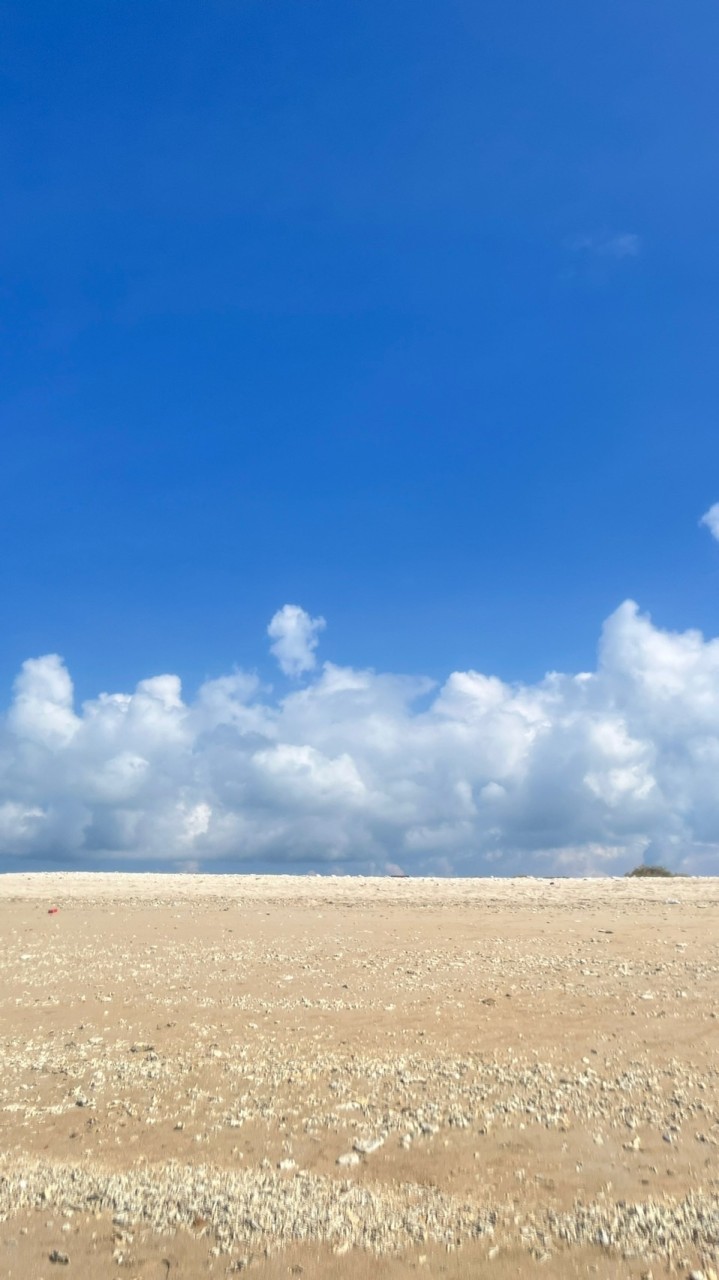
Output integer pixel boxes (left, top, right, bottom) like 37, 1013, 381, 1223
1, 873, 718, 1278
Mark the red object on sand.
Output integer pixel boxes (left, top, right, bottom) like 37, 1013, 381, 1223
48, 907, 59, 914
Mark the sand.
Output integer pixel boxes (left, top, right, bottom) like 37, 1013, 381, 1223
0, 873, 718, 1279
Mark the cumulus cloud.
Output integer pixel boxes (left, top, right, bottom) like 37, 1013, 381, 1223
267, 604, 326, 677
700, 503, 719, 541
3, 600, 719, 874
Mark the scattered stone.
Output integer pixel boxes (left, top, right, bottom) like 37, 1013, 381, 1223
353, 1136, 385, 1155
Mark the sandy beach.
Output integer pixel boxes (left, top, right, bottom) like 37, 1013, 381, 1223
1, 873, 718, 1278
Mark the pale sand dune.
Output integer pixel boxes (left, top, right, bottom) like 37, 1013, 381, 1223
1, 874, 718, 1279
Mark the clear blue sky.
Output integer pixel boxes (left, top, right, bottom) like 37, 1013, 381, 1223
2, 0, 719, 701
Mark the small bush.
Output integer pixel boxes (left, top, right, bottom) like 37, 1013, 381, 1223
625, 864, 674, 878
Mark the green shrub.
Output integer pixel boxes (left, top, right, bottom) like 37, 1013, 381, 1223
625, 864, 674, 878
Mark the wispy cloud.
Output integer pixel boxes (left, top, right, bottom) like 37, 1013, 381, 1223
567, 231, 641, 260
700, 503, 719, 542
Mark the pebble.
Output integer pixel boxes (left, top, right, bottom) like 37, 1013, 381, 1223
1, 1156, 713, 1258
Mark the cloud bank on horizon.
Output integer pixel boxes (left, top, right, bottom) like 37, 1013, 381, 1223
4, 589, 719, 876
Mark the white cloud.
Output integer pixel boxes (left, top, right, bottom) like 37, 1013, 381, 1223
267, 604, 326, 677
9, 654, 80, 747
568, 231, 641, 259
700, 503, 719, 541
3, 599, 719, 874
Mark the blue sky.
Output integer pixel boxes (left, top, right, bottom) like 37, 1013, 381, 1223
2, 2, 719, 873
